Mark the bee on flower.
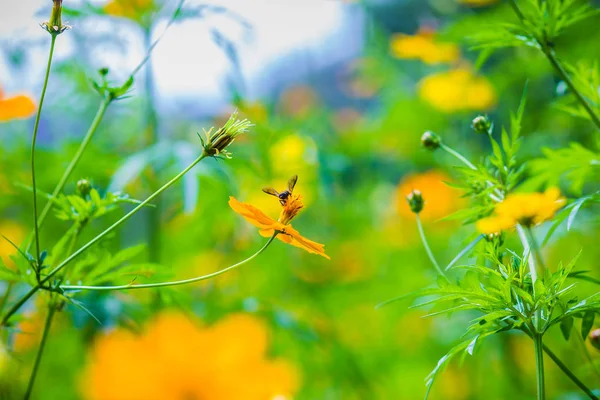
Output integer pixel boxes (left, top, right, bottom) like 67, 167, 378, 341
229, 175, 330, 259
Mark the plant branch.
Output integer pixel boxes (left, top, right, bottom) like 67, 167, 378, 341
60, 234, 277, 292
31, 34, 58, 278
534, 334, 546, 400
542, 343, 599, 400
415, 214, 447, 280
23, 305, 56, 400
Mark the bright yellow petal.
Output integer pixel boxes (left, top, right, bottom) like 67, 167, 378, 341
229, 196, 283, 231
278, 225, 330, 259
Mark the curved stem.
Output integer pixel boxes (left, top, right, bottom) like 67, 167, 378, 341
542, 343, 599, 400
440, 143, 477, 170
534, 334, 546, 400
415, 214, 447, 280
61, 234, 277, 291
1, 153, 208, 324
23, 305, 56, 400
25, 97, 111, 253
31, 34, 58, 277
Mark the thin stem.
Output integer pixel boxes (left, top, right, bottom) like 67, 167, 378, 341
525, 226, 546, 277
543, 48, 600, 131
0, 283, 12, 316
25, 97, 111, 253
415, 214, 447, 279
534, 334, 546, 400
542, 343, 599, 400
1, 153, 208, 324
574, 330, 600, 383
31, 34, 58, 278
23, 305, 56, 400
61, 234, 277, 292
440, 143, 477, 170
507, 0, 600, 131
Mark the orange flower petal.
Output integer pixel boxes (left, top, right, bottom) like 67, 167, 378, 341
0, 95, 36, 122
279, 226, 330, 259
229, 197, 283, 231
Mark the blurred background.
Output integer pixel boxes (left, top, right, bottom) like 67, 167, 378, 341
1, 0, 600, 399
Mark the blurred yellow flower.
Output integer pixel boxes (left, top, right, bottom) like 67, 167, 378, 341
458, 0, 499, 6
396, 170, 463, 222
229, 195, 330, 259
82, 313, 299, 400
0, 86, 36, 123
390, 29, 460, 64
103, 0, 156, 24
0, 220, 26, 270
418, 68, 497, 112
476, 188, 565, 234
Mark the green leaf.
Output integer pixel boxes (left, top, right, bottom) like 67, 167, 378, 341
582, 311, 596, 339
560, 316, 574, 340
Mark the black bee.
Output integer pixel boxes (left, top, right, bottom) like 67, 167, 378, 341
262, 175, 298, 206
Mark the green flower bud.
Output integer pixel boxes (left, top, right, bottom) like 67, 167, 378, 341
76, 179, 92, 197
406, 190, 424, 214
41, 0, 70, 35
421, 131, 441, 151
472, 115, 491, 134
590, 329, 600, 350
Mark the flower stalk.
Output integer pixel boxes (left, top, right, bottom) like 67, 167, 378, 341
23, 304, 57, 400
534, 334, 546, 400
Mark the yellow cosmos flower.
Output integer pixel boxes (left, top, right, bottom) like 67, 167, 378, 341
103, 0, 156, 24
229, 195, 330, 259
390, 29, 460, 64
476, 188, 566, 234
0, 86, 36, 122
418, 68, 497, 112
82, 313, 299, 400
396, 170, 463, 222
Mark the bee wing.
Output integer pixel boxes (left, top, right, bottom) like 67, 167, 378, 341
288, 175, 298, 193
262, 187, 280, 197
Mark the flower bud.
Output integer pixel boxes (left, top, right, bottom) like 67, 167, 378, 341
406, 190, 424, 214
471, 115, 491, 134
76, 179, 92, 197
199, 111, 253, 159
421, 131, 441, 151
41, 0, 71, 34
590, 329, 600, 350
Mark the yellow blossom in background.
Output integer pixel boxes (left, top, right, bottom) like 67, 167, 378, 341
0, 220, 26, 270
418, 68, 497, 112
396, 170, 463, 222
229, 195, 330, 259
0, 86, 36, 123
390, 29, 460, 64
82, 313, 299, 400
103, 0, 156, 24
458, 0, 499, 6
476, 188, 565, 234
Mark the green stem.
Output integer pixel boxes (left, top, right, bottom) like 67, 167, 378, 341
31, 34, 58, 278
25, 97, 111, 253
1, 153, 208, 325
507, 0, 600, 131
440, 143, 477, 170
0, 283, 12, 316
542, 343, 599, 400
60, 234, 277, 291
525, 226, 546, 278
574, 330, 600, 383
534, 334, 546, 400
23, 305, 56, 400
543, 48, 600, 131
415, 214, 447, 280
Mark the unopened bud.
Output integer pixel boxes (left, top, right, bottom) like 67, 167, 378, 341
41, 0, 71, 35
76, 179, 92, 197
472, 115, 491, 134
406, 190, 424, 214
200, 111, 252, 159
421, 131, 441, 150
590, 329, 600, 350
